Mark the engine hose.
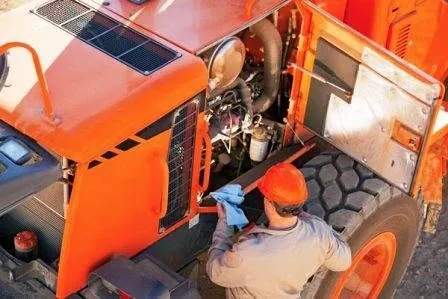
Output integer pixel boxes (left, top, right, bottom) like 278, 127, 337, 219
249, 18, 282, 113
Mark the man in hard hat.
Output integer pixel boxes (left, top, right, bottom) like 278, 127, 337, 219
206, 163, 352, 298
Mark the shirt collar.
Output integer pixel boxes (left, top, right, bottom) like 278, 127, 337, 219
249, 219, 301, 236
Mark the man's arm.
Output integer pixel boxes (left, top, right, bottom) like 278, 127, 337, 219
206, 206, 251, 288
323, 229, 352, 272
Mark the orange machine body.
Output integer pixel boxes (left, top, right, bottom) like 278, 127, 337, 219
0, 0, 447, 297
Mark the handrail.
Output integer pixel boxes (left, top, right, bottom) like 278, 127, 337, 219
0, 42, 56, 122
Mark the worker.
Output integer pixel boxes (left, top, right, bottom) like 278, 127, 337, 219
206, 163, 352, 298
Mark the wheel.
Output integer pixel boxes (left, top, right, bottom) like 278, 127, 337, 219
298, 150, 423, 299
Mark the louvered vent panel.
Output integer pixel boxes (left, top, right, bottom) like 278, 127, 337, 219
34, 0, 179, 74
160, 100, 199, 230
394, 24, 411, 58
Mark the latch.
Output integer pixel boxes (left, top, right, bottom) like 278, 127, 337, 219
391, 120, 422, 152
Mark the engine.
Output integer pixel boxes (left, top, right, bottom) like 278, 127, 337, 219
201, 17, 292, 189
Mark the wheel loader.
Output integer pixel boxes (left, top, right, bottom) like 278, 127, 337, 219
0, 0, 447, 298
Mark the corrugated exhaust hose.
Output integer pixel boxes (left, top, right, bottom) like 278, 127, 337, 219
250, 18, 282, 113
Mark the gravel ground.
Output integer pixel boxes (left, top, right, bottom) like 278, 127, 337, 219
395, 182, 448, 298
1, 1, 447, 298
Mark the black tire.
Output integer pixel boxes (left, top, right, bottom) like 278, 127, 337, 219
298, 150, 423, 299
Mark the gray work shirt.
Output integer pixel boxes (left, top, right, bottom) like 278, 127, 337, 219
206, 212, 352, 298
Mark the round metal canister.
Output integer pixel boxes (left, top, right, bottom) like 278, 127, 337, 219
250, 127, 270, 162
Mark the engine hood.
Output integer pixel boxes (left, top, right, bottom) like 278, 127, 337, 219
93, 0, 291, 54
0, 0, 207, 163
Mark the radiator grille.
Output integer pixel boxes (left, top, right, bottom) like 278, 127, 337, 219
160, 100, 199, 230
34, 0, 179, 75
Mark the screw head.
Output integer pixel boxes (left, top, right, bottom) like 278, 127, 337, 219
362, 157, 367, 163
403, 183, 408, 189
422, 107, 428, 115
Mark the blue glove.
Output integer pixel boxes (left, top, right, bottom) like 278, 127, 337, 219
211, 184, 249, 229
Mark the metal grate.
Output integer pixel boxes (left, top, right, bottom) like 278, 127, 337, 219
34, 0, 179, 75
36, 0, 89, 25
160, 100, 199, 230
62, 11, 118, 40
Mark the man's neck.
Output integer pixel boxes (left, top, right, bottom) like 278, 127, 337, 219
268, 216, 298, 230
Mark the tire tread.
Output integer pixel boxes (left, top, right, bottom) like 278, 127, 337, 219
299, 151, 398, 298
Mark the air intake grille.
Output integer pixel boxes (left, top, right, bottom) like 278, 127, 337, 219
34, 0, 179, 75
393, 24, 411, 58
160, 100, 199, 230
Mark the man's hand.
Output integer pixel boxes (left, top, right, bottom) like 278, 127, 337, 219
217, 203, 226, 219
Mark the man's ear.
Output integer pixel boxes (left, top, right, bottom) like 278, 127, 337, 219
264, 198, 273, 211
263, 197, 269, 208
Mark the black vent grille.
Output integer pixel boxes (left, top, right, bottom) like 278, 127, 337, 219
34, 0, 179, 75
160, 100, 199, 230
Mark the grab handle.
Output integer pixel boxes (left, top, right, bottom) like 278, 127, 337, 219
198, 133, 212, 192
0, 42, 56, 122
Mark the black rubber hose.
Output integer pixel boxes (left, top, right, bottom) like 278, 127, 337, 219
249, 18, 282, 113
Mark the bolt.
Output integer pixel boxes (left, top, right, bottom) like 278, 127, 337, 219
403, 183, 408, 189
159, 227, 166, 234
324, 130, 331, 138
410, 154, 416, 162
422, 107, 428, 115
418, 125, 423, 131
362, 157, 367, 163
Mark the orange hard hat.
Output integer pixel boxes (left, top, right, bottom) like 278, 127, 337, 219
258, 163, 308, 206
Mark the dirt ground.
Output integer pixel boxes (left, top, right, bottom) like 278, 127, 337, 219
1, 1, 448, 298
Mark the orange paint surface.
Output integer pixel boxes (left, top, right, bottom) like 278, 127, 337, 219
57, 113, 209, 297
1, 0, 448, 297
0, 1, 207, 164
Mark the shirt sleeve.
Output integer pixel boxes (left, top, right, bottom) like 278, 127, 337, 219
206, 218, 250, 287
323, 229, 352, 272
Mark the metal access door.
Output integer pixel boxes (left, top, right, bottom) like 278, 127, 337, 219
297, 1, 444, 194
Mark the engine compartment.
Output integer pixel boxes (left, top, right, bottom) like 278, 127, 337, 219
201, 13, 298, 190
